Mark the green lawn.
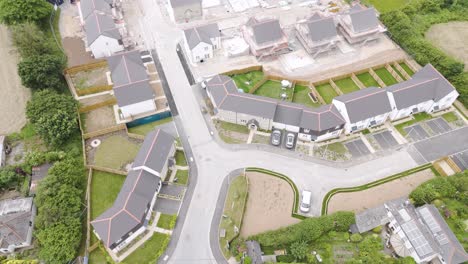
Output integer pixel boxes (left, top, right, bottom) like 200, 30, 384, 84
175, 150, 187, 166
220, 175, 248, 258
394, 112, 433, 136
127, 117, 173, 136
231, 71, 265, 93
334, 78, 360, 94
362, 0, 409, 13
94, 135, 140, 170
399, 62, 415, 76
121, 233, 170, 264
292, 85, 321, 108
325, 142, 347, 154
391, 65, 406, 80
157, 214, 177, 230
175, 169, 189, 185
219, 121, 249, 134
91, 171, 126, 219
356, 72, 380, 88
315, 83, 339, 104
89, 248, 107, 264
254, 80, 293, 101
442, 112, 458, 122
374, 68, 398, 86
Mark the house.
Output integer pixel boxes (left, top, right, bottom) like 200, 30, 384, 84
30, 163, 53, 195
353, 198, 468, 264
387, 64, 459, 121
332, 87, 392, 133
78, 0, 113, 24
168, 0, 202, 23
242, 18, 290, 59
107, 51, 156, 119
0, 198, 36, 254
296, 13, 340, 56
206, 75, 346, 141
91, 129, 175, 253
337, 4, 386, 44
183, 23, 221, 63
0, 136, 5, 168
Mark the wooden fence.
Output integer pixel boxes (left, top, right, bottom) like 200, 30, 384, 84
386, 64, 404, 82
79, 98, 117, 113
369, 68, 387, 88
221, 65, 263, 76
76, 85, 113, 97
64, 60, 107, 75
82, 124, 126, 139
87, 165, 128, 176
127, 132, 145, 140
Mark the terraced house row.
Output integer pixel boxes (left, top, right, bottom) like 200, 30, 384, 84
206, 64, 459, 142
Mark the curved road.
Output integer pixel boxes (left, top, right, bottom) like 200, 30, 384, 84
137, 2, 419, 263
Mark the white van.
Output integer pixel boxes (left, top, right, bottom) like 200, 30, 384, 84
300, 190, 312, 213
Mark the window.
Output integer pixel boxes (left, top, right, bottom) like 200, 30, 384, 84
204, 46, 209, 51
196, 56, 200, 60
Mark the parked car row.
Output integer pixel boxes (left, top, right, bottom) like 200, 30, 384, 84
270, 129, 296, 149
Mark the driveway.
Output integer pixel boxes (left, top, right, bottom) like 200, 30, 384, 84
412, 127, 468, 163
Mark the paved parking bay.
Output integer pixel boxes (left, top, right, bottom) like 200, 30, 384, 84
451, 150, 468, 171
413, 127, 468, 162
345, 139, 370, 157
160, 184, 185, 198
154, 197, 181, 215
404, 124, 429, 141
426, 118, 452, 134
373, 131, 399, 149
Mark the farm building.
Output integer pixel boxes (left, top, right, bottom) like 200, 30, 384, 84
242, 17, 290, 59
296, 13, 340, 56
183, 23, 221, 63
387, 64, 459, 121
337, 4, 386, 44
91, 129, 175, 253
168, 0, 203, 23
107, 51, 156, 120
0, 198, 36, 254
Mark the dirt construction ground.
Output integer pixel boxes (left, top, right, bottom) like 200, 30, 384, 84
327, 169, 436, 214
0, 25, 31, 134
240, 171, 300, 238
426, 22, 468, 71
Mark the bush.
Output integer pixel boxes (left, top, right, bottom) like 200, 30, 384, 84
0, 167, 21, 190
410, 171, 467, 205
350, 233, 363, 243
243, 256, 252, 264
289, 241, 308, 261
0, 0, 52, 25
276, 255, 295, 263
18, 54, 65, 90
11, 22, 51, 58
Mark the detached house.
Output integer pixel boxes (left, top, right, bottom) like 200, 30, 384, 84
168, 0, 202, 23
0, 198, 36, 254
107, 51, 156, 120
332, 87, 392, 133
243, 18, 290, 59
337, 4, 386, 44
92, 129, 175, 253
296, 13, 340, 56
387, 64, 459, 121
183, 23, 221, 63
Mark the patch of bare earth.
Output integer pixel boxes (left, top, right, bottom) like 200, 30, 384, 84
82, 106, 117, 133
327, 169, 436, 214
240, 171, 300, 238
426, 22, 468, 71
0, 25, 31, 134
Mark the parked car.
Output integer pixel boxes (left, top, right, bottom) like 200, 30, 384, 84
300, 190, 312, 213
271, 130, 282, 146
285, 133, 295, 149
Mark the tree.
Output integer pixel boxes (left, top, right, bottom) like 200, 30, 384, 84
289, 241, 308, 261
0, 167, 19, 189
11, 22, 51, 58
0, 0, 52, 25
36, 218, 82, 264
18, 54, 65, 90
34, 110, 78, 146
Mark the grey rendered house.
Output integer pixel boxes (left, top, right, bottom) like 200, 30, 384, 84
296, 13, 340, 56
242, 17, 290, 59
337, 4, 386, 44
91, 129, 175, 253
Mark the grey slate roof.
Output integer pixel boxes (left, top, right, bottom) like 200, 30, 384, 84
113, 81, 155, 107
349, 5, 379, 33
273, 101, 304, 126
184, 23, 220, 49
300, 104, 345, 132
80, 0, 112, 19
333, 87, 392, 123
251, 19, 284, 45
107, 51, 149, 87
222, 94, 278, 119
84, 12, 120, 44
306, 16, 338, 42
170, 0, 201, 7
355, 204, 390, 233
386, 64, 457, 109
132, 129, 174, 174
0, 198, 34, 250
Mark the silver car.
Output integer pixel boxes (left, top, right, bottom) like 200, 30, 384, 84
271, 130, 282, 146
285, 133, 295, 149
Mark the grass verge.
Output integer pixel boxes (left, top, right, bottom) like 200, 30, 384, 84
157, 214, 177, 230
175, 169, 189, 185
442, 111, 458, 122
175, 150, 187, 166
121, 233, 170, 264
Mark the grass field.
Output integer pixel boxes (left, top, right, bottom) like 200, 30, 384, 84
363, 0, 409, 13
399, 62, 415, 75
334, 78, 360, 94
127, 117, 173, 136
231, 71, 265, 93
157, 214, 177, 230
254, 80, 293, 101
315, 83, 339, 104
175, 169, 189, 185
292, 85, 321, 108
374, 68, 398, 86
94, 135, 140, 170
219, 175, 248, 258
122, 233, 170, 264
356, 72, 380, 88
91, 171, 126, 219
